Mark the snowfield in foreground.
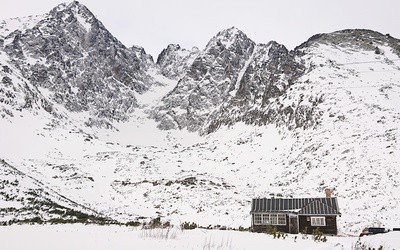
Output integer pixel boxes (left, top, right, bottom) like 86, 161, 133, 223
0, 225, 399, 250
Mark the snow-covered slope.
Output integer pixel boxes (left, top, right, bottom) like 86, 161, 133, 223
0, 159, 112, 224
0, 2, 400, 236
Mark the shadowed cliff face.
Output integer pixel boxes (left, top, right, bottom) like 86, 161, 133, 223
204, 41, 307, 134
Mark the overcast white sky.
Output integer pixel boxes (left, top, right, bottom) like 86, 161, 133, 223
1, 0, 400, 58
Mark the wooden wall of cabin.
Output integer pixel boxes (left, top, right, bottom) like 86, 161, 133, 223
298, 216, 338, 235
251, 224, 290, 233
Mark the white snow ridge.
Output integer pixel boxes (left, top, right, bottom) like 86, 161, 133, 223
1, 2, 400, 250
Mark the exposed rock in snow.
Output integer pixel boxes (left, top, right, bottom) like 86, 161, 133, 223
156, 44, 200, 80
152, 27, 256, 131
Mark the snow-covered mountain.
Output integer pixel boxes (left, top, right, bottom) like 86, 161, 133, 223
1, 1, 159, 128
153, 27, 256, 131
1, 1, 400, 235
154, 29, 400, 135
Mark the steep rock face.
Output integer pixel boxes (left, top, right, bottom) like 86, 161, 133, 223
0, 1, 157, 125
156, 44, 200, 80
204, 41, 307, 133
131, 45, 155, 71
153, 27, 256, 131
0, 51, 56, 120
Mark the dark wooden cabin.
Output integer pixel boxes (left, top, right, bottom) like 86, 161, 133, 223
250, 196, 340, 235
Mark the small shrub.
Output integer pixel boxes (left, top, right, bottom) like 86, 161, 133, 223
312, 227, 327, 242
163, 221, 171, 228
266, 225, 285, 239
354, 238, 383, 250
48, 209, 65, 215
302, 226, 309, 239
19, 217, 44, 224
149, 217, 162, 228
266, 225, 277, 235
125, 221, 141, 227
181, 221, 197, 230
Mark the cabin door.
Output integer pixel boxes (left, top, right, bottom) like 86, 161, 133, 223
289, 215, 298, 234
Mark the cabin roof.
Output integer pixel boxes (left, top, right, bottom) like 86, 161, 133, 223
250, 197, 340, 215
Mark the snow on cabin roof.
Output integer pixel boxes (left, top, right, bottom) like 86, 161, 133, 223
250, 197, 340, 215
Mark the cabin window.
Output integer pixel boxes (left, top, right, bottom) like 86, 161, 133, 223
277, 214, 286, 225
269, 214, 278, 225
261, 214, 270, 224
253, 214, 286, 225
254, 214, 262, 225
311, 217, 326, 226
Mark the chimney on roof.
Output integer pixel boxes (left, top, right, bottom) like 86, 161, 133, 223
325, 188, 332, 198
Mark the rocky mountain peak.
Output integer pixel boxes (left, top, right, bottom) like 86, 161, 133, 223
152, 27, 257, 131
156, 44, 200, 80
156, 44, 182, 65
51, 1, 90, 14
49, 1, 96, 31
214, 27, 247, 42
131, 45, 154, 70
166, 44, 181, 51
205, 27, 254, 54
0, 1, 159, 127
